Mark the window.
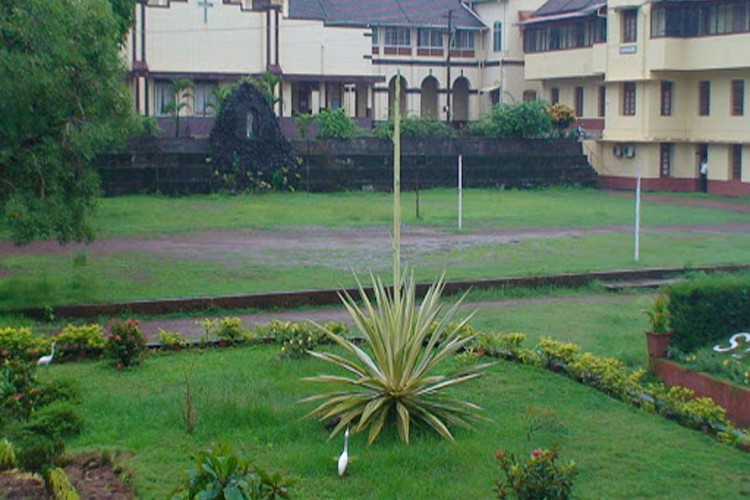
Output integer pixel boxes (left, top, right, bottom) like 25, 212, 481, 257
660, 143, 672, 177
155, 81, 174, 116
622, 9, 638, 43
384, 27, 411, 47
660, 81, 673, 116
372, 28, 379, 46
622, 82, 636, 116
451, 29, 475, 50
550, 87, 560, 105
731, 79, 745, 116
699, 80, 711, 116
598, 85, 606, 117
523, 17, 606, 53
194, 82, 217, 117
493, 21, 503, 52
574, 86, 584, 117
731, 145, 743, 180
523, 90, 537, 102
652, 2, 750, 38
418, 28, 442, 48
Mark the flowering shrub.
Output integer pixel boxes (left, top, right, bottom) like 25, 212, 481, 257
0, 327, 48, 364
105, 319, 145, 368
547, 103, 576, 130
494, 446, 578, 499
1, 359, 44, 420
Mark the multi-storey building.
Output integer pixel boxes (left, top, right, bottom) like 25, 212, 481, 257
126, 0, 749, 195
126, 0, 545, 133
523, 0, 750, 195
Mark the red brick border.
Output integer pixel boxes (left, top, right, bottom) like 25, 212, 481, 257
650, 358, 750, 428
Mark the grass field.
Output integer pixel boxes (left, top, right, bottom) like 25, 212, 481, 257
42, 345, 750, 499
1, 188, 749, 309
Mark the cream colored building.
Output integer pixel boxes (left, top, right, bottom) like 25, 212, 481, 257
126, 0, 545, 133
522, 0, 749, 195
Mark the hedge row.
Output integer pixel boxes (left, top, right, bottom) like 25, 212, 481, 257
668, 272, 750, 351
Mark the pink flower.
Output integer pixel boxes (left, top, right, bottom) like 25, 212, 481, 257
495, 449, 505, 459
531, 449, 543, 458
30, 388, 40, 395
114, 335, 121, 342
116, 363, 124, 370
13, 393, 24, 400
1, 350, 8, 356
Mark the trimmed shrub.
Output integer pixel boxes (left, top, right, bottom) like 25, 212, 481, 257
373, 114, 454, 140
314, 108, 362, 139
55, 324, 106, 358
0, 327, 48, 364
470, 100, 553, 139
668, 273, 750, 351
14, 430, 64, 474
23, 401, 84, 440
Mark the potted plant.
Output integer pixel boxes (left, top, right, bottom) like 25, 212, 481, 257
644, 291, 672, 357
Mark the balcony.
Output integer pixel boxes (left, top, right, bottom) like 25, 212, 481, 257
525, 44, 605, 80
647, 33, 750, 72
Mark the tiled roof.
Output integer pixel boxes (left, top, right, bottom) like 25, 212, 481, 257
534, 0, 603, 17
288, 0, 485, 29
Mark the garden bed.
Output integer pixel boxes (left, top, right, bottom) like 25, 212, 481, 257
650, 357, 750, 428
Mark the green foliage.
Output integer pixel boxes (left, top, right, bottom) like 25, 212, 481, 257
494, 446, 578, 500
0, 0, 135, 244
0, 438, 16, 470
14, 430, 64, 474
314, 109, 362, 139
134, 115, 161, 137
22, 400, 84, 441
668, 273, 750, 351
294, 113, 315, 140
471, 100, 553, 139
172, 442, 294, 499
197, 317, 254, 346
159, 328, 188, 349
249, 72, 281, 107
547, 103, 576, 130
644, 291, 671, 334
1, 359, 44, 421
258, 320, 336, 359
373, 114, 455, 140
105, 319, 145, 368
303, 272, 490, 444
55, 324, 106, 356
48, 466, 81, 500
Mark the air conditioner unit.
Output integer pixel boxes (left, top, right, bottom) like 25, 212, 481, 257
623, 144, 636, 158
613, 145, 623, 157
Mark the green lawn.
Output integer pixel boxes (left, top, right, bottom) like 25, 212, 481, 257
42, 346, 750, 499
90, 188, 748, 238
1, 187, 748, 308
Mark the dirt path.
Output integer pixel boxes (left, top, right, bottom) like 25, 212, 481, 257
139, 293, 629, 342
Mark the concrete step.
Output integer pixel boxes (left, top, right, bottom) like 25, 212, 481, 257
603, 277, 685, 292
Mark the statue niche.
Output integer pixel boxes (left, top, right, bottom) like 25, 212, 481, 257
209, 81, 297, 191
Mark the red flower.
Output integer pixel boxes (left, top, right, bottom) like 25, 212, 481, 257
116, 363, 124, 370
495, 449, 505, 459
1, 350, 8, 356
13, 393, 24, 400
30, 388, 40, 395
114, 335, 122, 342
531, 449, 543, 458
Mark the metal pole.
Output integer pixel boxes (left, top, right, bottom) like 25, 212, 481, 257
393, 71, 402, 297
458, 154, 463, 231
634, 163, 641, 261
445, 10, 453, 124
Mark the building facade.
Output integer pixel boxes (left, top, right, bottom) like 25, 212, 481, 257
125, 0, 545, 133
522, 0, 750, 195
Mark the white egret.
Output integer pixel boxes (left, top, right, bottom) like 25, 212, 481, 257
37, 341, 57, 367
337, 428, 350, 477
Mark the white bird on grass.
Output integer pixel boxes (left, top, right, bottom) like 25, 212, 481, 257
337, 428, 350, 477
37, 341, 56, 367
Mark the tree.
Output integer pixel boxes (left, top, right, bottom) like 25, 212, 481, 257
164, 78, 194, 138
0, 0, 134, 244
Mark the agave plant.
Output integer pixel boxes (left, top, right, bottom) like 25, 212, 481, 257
302, 272, 492, 444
